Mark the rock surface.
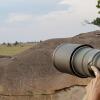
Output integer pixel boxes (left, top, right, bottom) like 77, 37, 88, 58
0, 86, 86, 100
0, 30, 100, 100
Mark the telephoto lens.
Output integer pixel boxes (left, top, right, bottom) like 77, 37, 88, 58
52, 43, 100, 78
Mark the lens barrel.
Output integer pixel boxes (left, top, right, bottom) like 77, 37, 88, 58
52, 43, 100, 78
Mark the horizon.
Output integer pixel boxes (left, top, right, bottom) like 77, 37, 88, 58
0, 30, 99, 44
0, 0, 99, 43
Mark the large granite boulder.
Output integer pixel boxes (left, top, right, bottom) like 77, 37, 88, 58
0, 30, 100, 100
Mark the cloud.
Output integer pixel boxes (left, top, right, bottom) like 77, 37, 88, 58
36, 10, 72, 21
0, 0, 56, 5
58, 0, 80, 6
58, 0, 72, 5
0, 0, 99, 43
6, 13, 33, 23
0, 0, 24, 3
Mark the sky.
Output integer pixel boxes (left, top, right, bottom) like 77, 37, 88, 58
0, 0, 99, 43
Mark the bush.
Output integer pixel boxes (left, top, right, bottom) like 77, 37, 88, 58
7, 43, 12, 47
13, 41, 19, 46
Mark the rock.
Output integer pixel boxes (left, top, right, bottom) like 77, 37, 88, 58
0, 30, 99, 100
0, 86, 86, 100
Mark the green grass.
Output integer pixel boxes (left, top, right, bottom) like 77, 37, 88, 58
0, 44, 33, 56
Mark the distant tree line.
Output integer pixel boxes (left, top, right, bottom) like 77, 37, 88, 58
1, 41, 40, 47
92, 0, 100, 26
2, 41, 20, 47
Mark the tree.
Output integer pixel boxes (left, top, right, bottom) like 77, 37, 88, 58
92, 17, 100, 26
92, 0, 100, 26
13, 41, 19, 46
96, 0, 100, 8
7, 43, 11, 47
2, 42, 6, 45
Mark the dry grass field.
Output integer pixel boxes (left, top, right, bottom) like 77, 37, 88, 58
0, 43, 35, 56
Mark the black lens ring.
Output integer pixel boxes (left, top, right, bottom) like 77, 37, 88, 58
70, 44, 93, 78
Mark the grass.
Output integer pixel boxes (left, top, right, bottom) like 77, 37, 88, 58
0, 44, 34, 56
